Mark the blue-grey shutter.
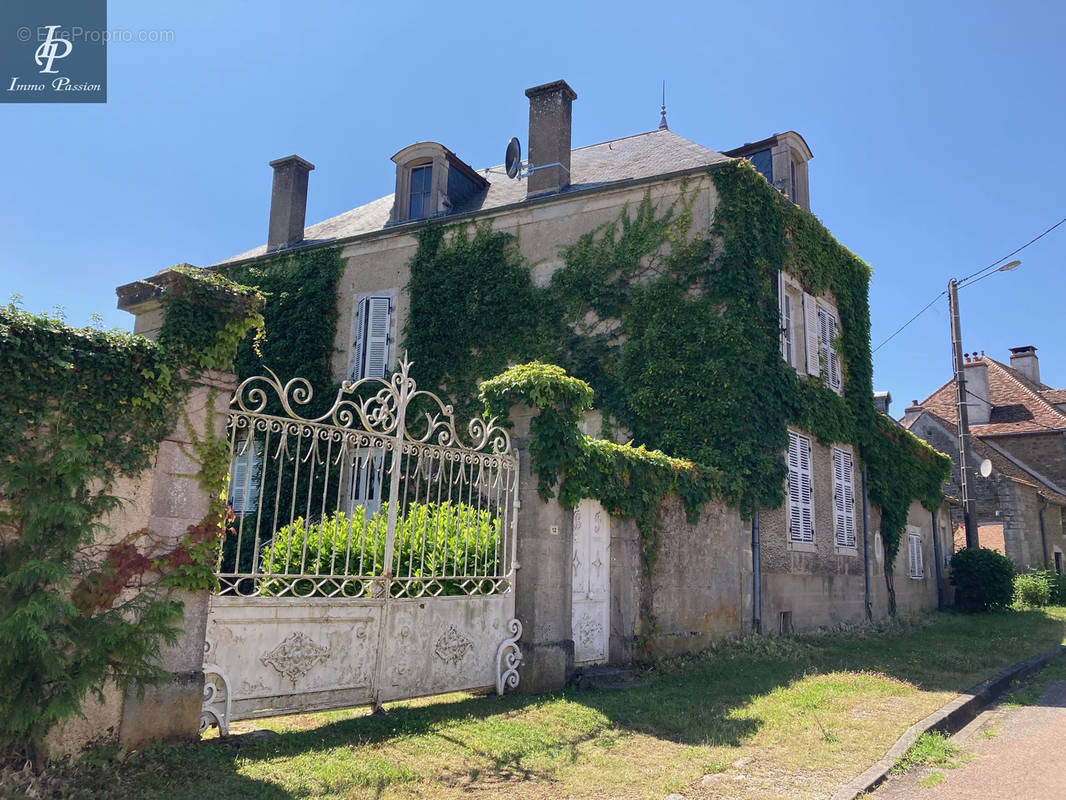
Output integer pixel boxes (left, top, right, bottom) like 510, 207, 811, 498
353, 296, 391, 380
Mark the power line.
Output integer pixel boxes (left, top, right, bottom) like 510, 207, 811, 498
875, 214, 1066, 353
872, 290, 945, 353
957, 215, 1066, 285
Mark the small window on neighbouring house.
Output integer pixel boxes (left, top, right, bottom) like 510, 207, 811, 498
788, 431, 814, 543
408, 164, 432, 220
352, 295, 392, 381
908, 527, 924, 579
832, 447, 855, 548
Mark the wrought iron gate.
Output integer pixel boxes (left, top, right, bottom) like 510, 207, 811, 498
200, 359, 522, 735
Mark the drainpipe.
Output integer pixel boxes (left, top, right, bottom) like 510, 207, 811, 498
752, 508, 761, 634
931, 510, 944, 609
1039, 496, 1049, 569
861, 466, 872, 622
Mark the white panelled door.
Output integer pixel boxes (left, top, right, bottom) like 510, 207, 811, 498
572, 498, 610, 665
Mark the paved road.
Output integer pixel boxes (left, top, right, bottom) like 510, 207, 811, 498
872, 681, 1066, 799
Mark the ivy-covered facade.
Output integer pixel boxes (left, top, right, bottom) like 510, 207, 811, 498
213, 80, 951, 637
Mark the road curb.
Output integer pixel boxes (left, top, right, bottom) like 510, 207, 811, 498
830, 643, 1066, 800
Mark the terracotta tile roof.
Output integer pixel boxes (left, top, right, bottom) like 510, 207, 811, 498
917, 356, 1066, 437
904, 409, 1066, 506
220, 129, 731, 263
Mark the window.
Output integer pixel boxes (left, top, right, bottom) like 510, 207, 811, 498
407, 163, 432, 220
778, 272, 793, 366
832, 447, 855, 548
352, 295, 392, 381
1055, 550, 1063, 575
908, 527, 924, 579
229, 435, 261, 514
788, 431, 814, 543
346, 447, 385, 515
802, 292, 842, 393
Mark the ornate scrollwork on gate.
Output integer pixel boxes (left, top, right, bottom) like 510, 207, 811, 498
495, 618, 523, 695
200, 662, 232, 737
230, 356, 512, 454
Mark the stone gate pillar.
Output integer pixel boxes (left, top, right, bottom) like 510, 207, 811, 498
510, 404, 574, 692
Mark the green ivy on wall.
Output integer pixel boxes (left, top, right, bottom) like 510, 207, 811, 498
0, 268, 264, 765
217, 246, 345, 414
406, 159, 950, 573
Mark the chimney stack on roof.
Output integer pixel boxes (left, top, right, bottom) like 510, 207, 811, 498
267, 155, 315, 252
1009, 345, 1040, 385
525, 80, 577, 198
901, 398, 924, 427
963, 358, 992, 425
873, 390, 892, 416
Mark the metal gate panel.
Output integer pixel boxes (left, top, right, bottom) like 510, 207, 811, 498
201, 359, 522, 735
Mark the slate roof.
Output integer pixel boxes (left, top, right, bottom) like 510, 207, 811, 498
220, 129, 731, 264
901, 407, 1066, 505
916, 356, 1066, 437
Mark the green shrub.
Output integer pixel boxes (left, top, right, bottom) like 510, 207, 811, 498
950, 547, 1015, 612
1014, 571, 1053, 608
259, 502, 502, 596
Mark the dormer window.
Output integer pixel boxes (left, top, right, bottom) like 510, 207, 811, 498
723, 131, 813, 211
408, 163, 432, 220
389, 142, 489, 225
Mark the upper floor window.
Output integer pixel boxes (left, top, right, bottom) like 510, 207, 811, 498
352, 295, 392, 381
408, 163, 432, 220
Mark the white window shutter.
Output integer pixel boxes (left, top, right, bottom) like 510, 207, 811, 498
788, 432, 802, 541
842, 450, 855, 547
364, 297, 391, 379
352, 297, 367, 380
803, 292, 820, 376
827, 312, 842, 393
778, 272, 788, 363
799, 436, 813, 542
353, 296, 392, 380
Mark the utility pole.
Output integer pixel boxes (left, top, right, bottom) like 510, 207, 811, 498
948, 278, 979, 548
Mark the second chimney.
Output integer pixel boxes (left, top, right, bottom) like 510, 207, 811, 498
1009, 345, 1040, 385
267, 155, 315, 252
525, 80, 577, 198
964, 358, 992, 425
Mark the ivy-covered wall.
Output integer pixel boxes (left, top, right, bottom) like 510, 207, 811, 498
0, 270, 263, 763
404, 160, 951, 572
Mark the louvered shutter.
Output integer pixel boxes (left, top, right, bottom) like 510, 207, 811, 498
908, 529, 923, 578
827, 311, 842, 393
803, 292, 820, 376
778, 272, 788, 363
229, 438, 260, 514
842, 450, 855, 547
833, 448, 855, 547
352, 296, 391, 380
799, 434, 813, 542
788, 432, 802, 541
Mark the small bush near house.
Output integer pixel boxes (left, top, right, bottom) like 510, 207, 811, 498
260, 502, 502, 597
950, 547, 1015, 612
1014, 571, 1053, 608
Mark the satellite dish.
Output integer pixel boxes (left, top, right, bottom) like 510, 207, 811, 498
505, 137, 522, 179
979, 459, 992, 478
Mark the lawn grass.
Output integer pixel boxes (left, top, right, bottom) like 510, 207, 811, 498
30, 607, 1066, 800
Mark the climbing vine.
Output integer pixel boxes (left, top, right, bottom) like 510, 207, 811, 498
0, 268, 263, 765
408, 159, 950, 569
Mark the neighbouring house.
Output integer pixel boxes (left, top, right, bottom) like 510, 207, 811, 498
112, 80, 949, 735
902, 347, 1066, 572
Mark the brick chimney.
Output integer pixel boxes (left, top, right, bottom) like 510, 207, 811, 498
1009, 345, 1040, 385
902, 399, 924, 428
267, 155, 315, 251
964, 357, 992, 425
525, 80, 577, 198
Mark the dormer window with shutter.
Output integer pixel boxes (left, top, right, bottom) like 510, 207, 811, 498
352, 295, 392, 380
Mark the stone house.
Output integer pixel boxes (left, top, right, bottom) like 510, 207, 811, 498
115, 79, 948, 707
902, 347, 1066, 572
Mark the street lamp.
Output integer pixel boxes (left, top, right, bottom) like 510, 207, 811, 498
949, 260, 1022, 549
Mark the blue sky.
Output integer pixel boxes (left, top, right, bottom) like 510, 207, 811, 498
2, 0, 1064, 416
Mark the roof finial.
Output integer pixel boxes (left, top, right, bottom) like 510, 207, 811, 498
658, 80, 668, 131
